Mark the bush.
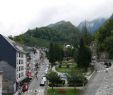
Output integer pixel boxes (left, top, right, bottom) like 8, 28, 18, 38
66, 64, 70, 68
59, 64, 62, 68
67, 72, 87, 87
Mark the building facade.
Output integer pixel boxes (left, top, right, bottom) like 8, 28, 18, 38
0, 34, 27, 95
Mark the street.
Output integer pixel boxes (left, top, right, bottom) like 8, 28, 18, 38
80, 62, 107, 95
22, 58, 49, 95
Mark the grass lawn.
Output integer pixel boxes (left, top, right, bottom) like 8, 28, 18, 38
48, 88, 80, 95
55, 59, 77, 74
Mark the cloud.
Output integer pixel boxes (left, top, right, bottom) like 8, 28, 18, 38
0, 0, 113, 36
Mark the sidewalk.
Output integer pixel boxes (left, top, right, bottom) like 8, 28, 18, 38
95, 65, 113, 95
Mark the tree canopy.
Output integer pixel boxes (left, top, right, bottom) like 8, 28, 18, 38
76, 38, 92, 71
95, 15, 113, 58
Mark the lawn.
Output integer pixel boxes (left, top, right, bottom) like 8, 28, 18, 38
55, 59, 77, 74
48, 88, 80, 95
55, 59, 94, 75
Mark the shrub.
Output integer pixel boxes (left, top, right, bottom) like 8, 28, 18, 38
59, 64, 62, 68
66, 64, 70, 68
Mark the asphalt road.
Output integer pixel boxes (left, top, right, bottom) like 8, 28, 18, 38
80, 62, 107, 95
22, 58, 49, 95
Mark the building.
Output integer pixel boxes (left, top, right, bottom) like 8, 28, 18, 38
0, 34, 27, 95
0, 72, 2, 95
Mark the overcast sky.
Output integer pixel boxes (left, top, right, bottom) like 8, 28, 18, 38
0, 0, 113, 36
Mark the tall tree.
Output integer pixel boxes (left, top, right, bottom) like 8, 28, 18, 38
77, 38, 92, 71
82, 22, 94, 46
48, 43, 56, 67
48, 43, 64, 67
56, 45, 64, 64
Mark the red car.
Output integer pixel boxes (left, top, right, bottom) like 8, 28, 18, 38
22, 83, 28, 92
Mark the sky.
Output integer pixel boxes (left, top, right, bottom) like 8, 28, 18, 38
0, 0, 113, 36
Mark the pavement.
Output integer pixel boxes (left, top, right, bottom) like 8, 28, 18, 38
80, 61, 107, 95
95, 65, 113, 95
21, 58, 49, 95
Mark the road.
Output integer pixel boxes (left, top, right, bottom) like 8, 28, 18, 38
80, 62, 107, 95
22, 58, 49, 95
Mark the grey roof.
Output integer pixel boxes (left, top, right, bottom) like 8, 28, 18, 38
24, 46, 37, 53
1, 34, 26, 53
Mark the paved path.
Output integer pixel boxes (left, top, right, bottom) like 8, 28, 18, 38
52, 66, 68, 86
95, 66, 113, 95
80, 62, 106, 95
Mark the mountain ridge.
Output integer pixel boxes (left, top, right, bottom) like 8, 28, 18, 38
13, 20, 80, 47
78, 18, 107, 33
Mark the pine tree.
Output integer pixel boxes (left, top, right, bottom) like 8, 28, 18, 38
48, 43, 56, 67
77, 38, 91, 71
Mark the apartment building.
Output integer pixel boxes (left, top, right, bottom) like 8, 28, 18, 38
0, 34, 27, 95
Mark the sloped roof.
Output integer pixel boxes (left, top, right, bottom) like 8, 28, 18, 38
0, 34, 26, 53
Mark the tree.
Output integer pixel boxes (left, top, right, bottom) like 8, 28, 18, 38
48, 43, 64, 67
77, 38, 92, 71
67, 69, 87, 88
56, 45, 64, 64
81, 22, 94, 46
104, 36, 113, 58
73, 47, 78, 62
48, 43, 56, 68
47, 71, 61, 90
95, 15, 113, 58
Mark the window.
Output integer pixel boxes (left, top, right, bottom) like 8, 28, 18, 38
21, 54, 23, 58
21, 72, 23, 77
17, 74, 18, 79
21, 60, 23, 64
16, 59, 18, 64
19, 53, 20, 57
19, 60, 21, 64
19, 73, 20, 78
19, 66, 21, 71
21, 66, 24, 70
16, 67, 18, 72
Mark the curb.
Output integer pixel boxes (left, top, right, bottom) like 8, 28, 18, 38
87, 70, 96, 81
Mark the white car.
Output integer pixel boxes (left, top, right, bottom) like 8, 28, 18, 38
40, 77, 47, 86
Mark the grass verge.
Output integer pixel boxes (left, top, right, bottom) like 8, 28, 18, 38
47, 88, 80, 95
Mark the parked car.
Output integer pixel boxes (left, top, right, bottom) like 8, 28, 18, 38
40, 77, 47, 86
45, 68, 48, 75
22, 83, 28, 92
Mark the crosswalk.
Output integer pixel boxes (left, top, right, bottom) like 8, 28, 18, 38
22, 89, 44, 95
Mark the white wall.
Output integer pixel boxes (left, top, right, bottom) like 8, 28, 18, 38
16, 52, 27, 82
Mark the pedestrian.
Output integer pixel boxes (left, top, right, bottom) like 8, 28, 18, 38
36, 74, 38, 80
106, 68, 108, 73
18, 89, 21, 95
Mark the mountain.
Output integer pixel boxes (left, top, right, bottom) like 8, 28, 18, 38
48, 20, 80, 39
78, 18, 107, 33
13, 21, 80, 47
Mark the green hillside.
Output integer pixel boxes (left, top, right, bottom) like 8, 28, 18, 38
96, 15, 113, 58
13, 21, 80, 47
